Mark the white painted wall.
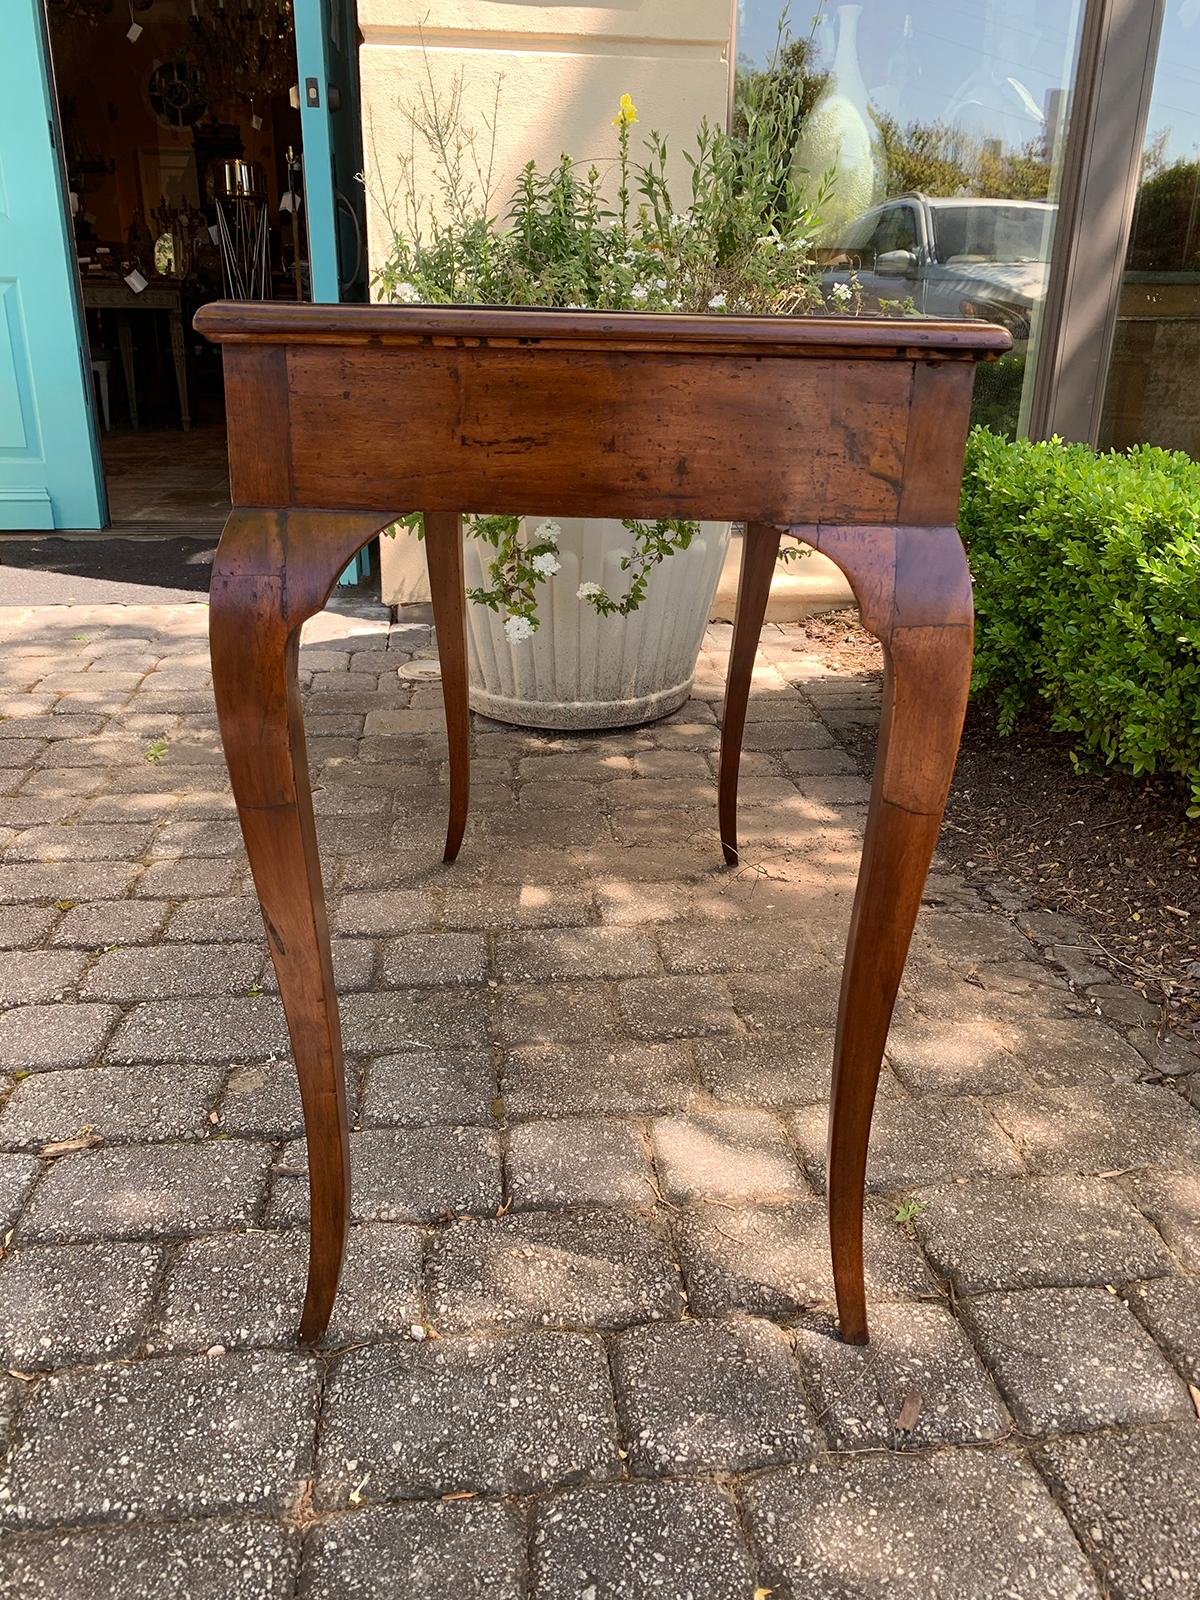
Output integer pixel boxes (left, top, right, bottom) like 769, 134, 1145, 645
362, 0, 735, 603
359, 0, 734, 266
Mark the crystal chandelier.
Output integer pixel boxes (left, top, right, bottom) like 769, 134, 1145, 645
185, 1, 295, 106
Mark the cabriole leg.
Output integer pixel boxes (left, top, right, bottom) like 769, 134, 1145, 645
424, 512, 471, 863
209, 508, 384, 1342
814, 524, 974, 1344
718, 522, 782, 866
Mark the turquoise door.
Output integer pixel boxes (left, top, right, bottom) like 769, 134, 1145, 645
295, 0, 367, 305
0, 0, 105, 531
296, 0, 370, 584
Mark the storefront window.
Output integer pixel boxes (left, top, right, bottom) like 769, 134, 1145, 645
735, 0, 1086, 433
1099, 1, 1200, 458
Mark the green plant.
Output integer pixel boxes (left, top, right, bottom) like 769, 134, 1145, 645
144, 739, 168, 764
894, 1197, 928, 1234
959, 428, 1200, 815
371, 16, 830, 635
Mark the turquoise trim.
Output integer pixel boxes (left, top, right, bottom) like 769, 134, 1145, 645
0, 0, 105, 530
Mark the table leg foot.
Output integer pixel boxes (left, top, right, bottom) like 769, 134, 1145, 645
210, 508, 385, 1341
425, 513, 471, 863
718, 522, 781, 867
813, 524, 974, 1346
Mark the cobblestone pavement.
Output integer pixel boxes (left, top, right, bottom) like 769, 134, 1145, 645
1, 599, 1199, 1599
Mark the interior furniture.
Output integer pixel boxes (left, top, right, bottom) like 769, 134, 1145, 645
196, 302, 1010, 1347
83, 278, 190, 431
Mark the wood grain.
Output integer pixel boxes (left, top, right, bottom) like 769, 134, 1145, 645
209, 508, 387, 1342
199, 302, 1006, 1345
718, 523, 782, 866
423, 513, 470, 862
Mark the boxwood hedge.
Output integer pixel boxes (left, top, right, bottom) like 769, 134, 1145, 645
958, 427, 1200, 815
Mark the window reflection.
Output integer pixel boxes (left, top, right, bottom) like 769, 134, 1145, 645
1100, 0, 1200, 457
736, 0, 1083, 432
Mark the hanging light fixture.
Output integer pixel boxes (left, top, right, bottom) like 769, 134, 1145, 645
47, 0, 115, 21
185, 1, 295, 106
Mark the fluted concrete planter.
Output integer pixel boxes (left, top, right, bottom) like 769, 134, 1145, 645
462, 517, 732, 730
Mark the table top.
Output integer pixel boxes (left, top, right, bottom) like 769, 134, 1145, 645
194, 302, 1012, 363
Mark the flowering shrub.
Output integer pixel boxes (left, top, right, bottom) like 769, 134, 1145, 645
372, 18, 830, 635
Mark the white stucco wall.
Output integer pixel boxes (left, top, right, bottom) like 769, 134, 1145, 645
362, 0, 735, 603
358, 0, 734, 284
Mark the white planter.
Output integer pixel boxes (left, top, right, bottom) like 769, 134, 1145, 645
462, 517, 733, 729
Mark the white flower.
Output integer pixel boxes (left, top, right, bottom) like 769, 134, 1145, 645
832, 282, 853, 304
536, 520, 561, 545
577, 581, 602, 600
394, 282, 421, 304
531, 551, 561, 577
707, 292, 727, 309
629, 283, 650, 303
503, 614, 536, 644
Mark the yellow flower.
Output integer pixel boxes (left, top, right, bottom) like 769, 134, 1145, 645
613, 93, 638, 128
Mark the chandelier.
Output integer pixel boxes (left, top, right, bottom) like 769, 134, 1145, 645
47, 0, 114, 20
185, 1, 295, 106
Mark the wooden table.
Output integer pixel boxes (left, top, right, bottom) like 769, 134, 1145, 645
195, 302, 1010, 1346
83, 278, 190, 431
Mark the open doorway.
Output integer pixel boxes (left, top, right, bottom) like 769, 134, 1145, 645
46, 0, 308, 536
23, 0, 373, 595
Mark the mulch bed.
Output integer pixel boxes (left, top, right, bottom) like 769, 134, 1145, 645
801, 611, 1200, 1047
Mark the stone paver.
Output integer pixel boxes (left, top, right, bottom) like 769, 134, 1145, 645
0, 1061, 224, 1148
0, 951, 86, 1007
531, 1481, 756, 1600
1036, 1426, 1200, 1600
792, 1303, 1009, 1450
503, 1041, 701, 1118
508, 1117, 657, 1209
2, 1351, 320, 1527
958, 1285, 1193, 1434
987, 1085, 1200, 1174
0, 1003, 120, 1070
267, 1126, 500, 1225
1125, 1276, 1200, 1385
912, 1174, 1176, 1292
4, 605, 1200, 1593
359, 1049, 496, 1127
790, 1096, 1024, 1192
612, 1316, 821, 1473
17, 1140, 271, 1243
673, 1199, 932, 1317
216, 1058, 347, 1140
109, 998, 288, 1063
0, 1242, 161, 1368
0, 1518, 299, 1600
694, 1030, 835, 1106
79, 943, 264, 1001
427, 1208, 681, 1332
0, 1153, 40, 1231
743, 1450, 1102, 1598
1125, 1166, 1200, 1271
651, 1109, 807, 1203
299, 1501, 525, 1599
318, 1331, 619, 1503
150, 1224, 423, 1351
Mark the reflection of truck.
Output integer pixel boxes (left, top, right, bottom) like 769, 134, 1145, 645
821, 193, 1055, 339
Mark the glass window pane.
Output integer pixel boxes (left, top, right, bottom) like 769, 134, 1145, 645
735, 0, 1086, 433
1099, 1, 1200, 457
